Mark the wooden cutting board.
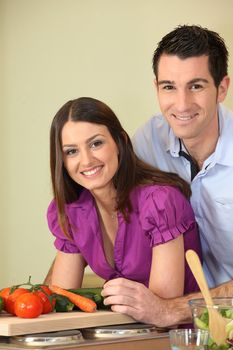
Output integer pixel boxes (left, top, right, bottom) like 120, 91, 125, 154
0, 311, 135, 336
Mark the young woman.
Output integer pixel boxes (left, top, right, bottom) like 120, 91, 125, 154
47, 96, 201, 302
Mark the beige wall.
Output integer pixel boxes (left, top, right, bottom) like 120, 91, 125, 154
1, 0, 233, 288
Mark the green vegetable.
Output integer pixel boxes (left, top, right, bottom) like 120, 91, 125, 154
226, 310, 233, 319
194, 317, 208, 330
194, 308, 233, 350
0, 296, 4, 312
68, 287, 110, 310
210, 345, 231, 350
199, 308, 209, 325
68, 288, 103, 304
54, 295, 74, 312
69, 287, 102, 295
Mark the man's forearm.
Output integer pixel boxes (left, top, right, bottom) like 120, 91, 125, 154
156, 280, 233, 327
211, 279, 233, 297
157, 292, 201, 327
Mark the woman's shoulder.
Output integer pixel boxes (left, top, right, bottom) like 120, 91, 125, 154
132, 184, 186, 203
134, 185, 195, 245
132, 184, 193, 220
47, 190, 94, 224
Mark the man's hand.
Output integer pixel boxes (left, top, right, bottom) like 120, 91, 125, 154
101, 277, 173, 326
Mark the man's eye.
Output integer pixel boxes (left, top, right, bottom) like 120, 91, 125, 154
190, 84, 203, 90
162, 85, 174, 90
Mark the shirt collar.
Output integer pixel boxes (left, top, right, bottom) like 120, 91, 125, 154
68, 189, 94, 208
167, 104, 233, 167
167, 128, 181, 157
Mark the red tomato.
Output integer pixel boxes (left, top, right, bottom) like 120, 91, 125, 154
14, 293, 43, 318
0, 287, 11, 307
5, 288, 29, 315
35, 285, 55, 314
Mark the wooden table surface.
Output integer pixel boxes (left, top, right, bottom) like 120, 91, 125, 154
0, 310, 136, 336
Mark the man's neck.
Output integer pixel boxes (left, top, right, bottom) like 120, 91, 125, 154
182, 118, 219, 170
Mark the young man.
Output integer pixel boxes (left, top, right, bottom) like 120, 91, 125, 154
102, 25, 233, 326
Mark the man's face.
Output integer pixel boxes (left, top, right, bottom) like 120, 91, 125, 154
155, 54, 229, 143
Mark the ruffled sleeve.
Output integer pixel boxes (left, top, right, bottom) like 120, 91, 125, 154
47, 200, 80, 253
139, 185, 196, 247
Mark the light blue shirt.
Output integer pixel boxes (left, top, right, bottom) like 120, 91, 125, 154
133, 104, 233, 288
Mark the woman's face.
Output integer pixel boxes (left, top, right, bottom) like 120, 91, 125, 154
61, 121, 119, 196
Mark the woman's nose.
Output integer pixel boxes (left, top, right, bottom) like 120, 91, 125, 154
80, 149, 93, 165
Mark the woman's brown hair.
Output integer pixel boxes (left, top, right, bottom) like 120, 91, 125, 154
50, 97, 191, 237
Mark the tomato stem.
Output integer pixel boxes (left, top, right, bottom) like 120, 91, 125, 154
9, 277, 55, 309
10, 276, 34, 293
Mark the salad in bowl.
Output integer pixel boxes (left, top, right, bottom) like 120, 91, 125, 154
189, 297, 233, 349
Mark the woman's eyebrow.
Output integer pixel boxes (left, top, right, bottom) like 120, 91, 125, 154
62, 134, 105, 148
62, 143, 77, 148
85, 134, 104, 143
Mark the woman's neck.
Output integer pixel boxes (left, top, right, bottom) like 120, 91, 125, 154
91, 186, 117, 216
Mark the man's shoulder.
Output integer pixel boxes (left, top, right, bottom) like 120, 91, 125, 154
220, 104, 233, 121
132, 113, 173, 169
133, 112, 170, 141
219, 104, 233, 136
136, 112, 169, 129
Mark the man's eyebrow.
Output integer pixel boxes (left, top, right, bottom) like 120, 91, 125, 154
187, 78, 209, 84
157, 80, 175, 86
157, 78, 209, 86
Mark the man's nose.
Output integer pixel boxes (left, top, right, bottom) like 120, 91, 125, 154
175, 90, 191, 113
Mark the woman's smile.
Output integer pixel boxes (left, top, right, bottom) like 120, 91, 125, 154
81, 165, 103, 177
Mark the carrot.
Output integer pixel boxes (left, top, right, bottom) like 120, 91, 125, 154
50, 285, 96, 313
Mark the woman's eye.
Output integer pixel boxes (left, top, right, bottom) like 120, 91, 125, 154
64, 148, 78, 156
91, 140, 103, 148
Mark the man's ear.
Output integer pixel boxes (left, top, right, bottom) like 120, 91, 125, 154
153, 78, 158, 90
217, 75, 230, 103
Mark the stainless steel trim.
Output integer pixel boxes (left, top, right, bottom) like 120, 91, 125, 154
81, 323, 157, 339
9, 330, 83, 347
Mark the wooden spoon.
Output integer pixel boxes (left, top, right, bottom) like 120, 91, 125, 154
186, 249, 228, 346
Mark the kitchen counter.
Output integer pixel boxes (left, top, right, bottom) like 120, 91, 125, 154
0, 331, 170, 350
0, 310, 171, 350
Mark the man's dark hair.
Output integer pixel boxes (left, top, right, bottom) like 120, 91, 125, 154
152, 25, 228, 87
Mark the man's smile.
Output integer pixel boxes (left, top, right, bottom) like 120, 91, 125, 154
171, 113, 199, 121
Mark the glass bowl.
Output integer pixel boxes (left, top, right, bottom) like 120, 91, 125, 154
189, 297, 233, 349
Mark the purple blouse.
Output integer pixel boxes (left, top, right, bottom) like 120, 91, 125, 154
47, 185, 202, 294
